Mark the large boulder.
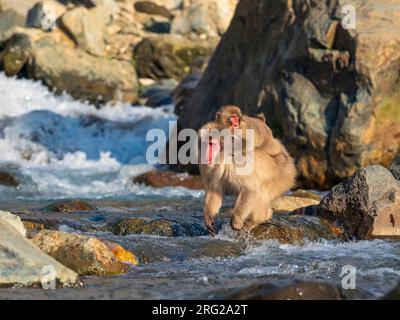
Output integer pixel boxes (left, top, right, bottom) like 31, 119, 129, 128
317, 165, 400, 239
31, 230, 135, 276
177, 0, 400, 188
0, 28, 138, 104
0, 212, 78, 287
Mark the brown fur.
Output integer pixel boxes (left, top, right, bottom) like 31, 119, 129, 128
199, 106, 297, 235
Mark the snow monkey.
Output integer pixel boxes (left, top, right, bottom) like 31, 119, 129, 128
198, 105, 296, 236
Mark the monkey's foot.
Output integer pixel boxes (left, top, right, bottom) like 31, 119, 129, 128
230, 216, 245, 231
204, 216, 216, 236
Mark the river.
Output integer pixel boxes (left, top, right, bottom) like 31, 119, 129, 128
0, 73, 399, 299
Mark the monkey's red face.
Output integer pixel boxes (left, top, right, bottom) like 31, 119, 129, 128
208, 138, 220, 164
229, 114, 240, 128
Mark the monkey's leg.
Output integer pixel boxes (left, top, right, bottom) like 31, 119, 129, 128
203, 190, 223, 236
230, 190, 256, 231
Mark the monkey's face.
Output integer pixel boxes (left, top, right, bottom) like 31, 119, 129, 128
228, 113, 240, 129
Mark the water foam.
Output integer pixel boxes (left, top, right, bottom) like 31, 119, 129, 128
0, 73, 201, 200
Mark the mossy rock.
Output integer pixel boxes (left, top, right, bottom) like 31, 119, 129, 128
133, 36, 215, 80
43, 200, 95, 213
112, 217, 206, 237
0, 171, 19, 187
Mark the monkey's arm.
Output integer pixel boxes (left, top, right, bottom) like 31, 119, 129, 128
203, 190, 223, 236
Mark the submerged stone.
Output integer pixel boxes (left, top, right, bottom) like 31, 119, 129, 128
112, 217, 206, 237
133, 170, 204, 190
252, 214, 343, 244
228, 282, 343, 300
43, 200, 94, 213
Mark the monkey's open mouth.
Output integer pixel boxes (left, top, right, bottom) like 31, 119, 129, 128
230, 114, 240, 128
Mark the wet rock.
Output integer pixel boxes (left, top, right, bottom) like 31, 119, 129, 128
172, 74, 201, 117
0, 214, 78, 287
0, 210, 26, 237
31, 230, 132, 276
43, 199, 94, 213
134, 1, 174, 20
317, 165, 400, 240
22, 220, 45, 238
140, 78, 177, 107
26, 1, 66, 30
0, 28, 138, 104
177, 0, 400, 189
112, 217, 205, 237
229, 282, 342, 300
133, 170, 203, 189
0, 171, 19, 187
390, 156, 400, 180
252, 214, 343, 244
101, 239, 139, 266
0, 31, 34, 76
0, 9, 25, 41
273, 195, 320, 213
384, 283, 400, 299
133, 35, 215, 81
59, 5, 110, 56
171, 0, 237, 38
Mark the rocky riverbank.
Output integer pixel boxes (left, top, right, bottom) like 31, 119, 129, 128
1, 163, 400, 298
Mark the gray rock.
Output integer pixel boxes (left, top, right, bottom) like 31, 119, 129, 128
59, 6, 110, 56
318, 165, 400, 239
0, 214, 78, 287
171, 0, 236, 37
390, 157, 400, 180
0, 9, 25, 41
0, 210, 26, 237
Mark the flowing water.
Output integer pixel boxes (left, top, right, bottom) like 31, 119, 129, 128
0, 73, 399, 299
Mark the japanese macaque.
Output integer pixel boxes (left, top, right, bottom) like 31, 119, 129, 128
199, 106, 296, 236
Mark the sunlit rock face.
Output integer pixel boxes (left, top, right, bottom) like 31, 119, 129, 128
177, 0, 400, 189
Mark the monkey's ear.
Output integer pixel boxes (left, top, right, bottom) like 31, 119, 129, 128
257, 113, 266, 123
215, 112, 221, 121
